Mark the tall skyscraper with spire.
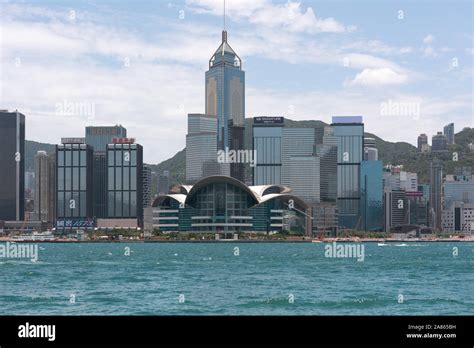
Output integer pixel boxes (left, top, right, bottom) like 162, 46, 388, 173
205, 29, 245, 151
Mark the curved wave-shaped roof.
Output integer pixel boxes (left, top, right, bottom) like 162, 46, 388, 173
152, 194, 187, 207
258, 193, 309, 210
169, 185, 193, 195
186, 176, 260, 204
249, 185, 292, 198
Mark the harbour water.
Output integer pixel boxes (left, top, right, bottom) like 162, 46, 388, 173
0, 242, 472, 315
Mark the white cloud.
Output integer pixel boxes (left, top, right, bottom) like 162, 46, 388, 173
342, 40, 412, 56
346, 68, 408, 87
421, 45, 437, 58
0, 2, 470, 164
186, 0, 353, 33
423, 34, 435, 44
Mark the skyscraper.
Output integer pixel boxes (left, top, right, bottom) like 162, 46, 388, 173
106, 141, 144, 226
443, 123, 454, 145
443, 175, 474, 210
332, 116, 364, 230
288, 156, 320, 204
229, 120, 245, 182
429, 160, 443, 229
186, 114, 227, 183
417, 133, 428, 151
432, 132, 448, 152
317, 126, 338, 202
56, 140, 94, 232
360, 160, 383, 231
158, 170, 170, 195
363, 137, 378, 161
85, 125, 127, 152
85, 126, 128, 219
0, 110, 25, 221
92, 152, 107, 218
34, 151, 56, 223
384, 189, 408, 231
281, 128, 316, 187
252, 116, 284, 185
142, 165, 152, 208
205, 30, 245, 151
399, 171, 418, 192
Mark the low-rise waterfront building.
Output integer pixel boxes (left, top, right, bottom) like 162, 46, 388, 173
150, 176, 310, 237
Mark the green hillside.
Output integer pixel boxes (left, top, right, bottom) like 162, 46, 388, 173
25, 140, 55, 172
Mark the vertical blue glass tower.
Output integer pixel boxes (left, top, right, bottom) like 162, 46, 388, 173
332, 116, 364, 230
360, 160, 383, 231
205, 30, 245, 150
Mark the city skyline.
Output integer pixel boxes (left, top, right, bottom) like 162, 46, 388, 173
1, 0, 472, 164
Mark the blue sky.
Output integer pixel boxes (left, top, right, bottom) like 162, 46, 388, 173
0, 0, 473, 163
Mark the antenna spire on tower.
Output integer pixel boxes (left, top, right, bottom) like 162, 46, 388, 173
223, 0, 226, 31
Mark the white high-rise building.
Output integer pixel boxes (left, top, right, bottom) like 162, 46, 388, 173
186, 114, 229, 183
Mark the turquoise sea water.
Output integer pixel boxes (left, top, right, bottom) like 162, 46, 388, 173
0, 242, 472, 315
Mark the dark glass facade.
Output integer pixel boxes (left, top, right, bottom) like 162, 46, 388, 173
85, 126, 127, 152
360, 160, 383, 231
56, 143, 94, 231
106, 143, 143, 225
252, 121, 282, 185
229, 121, 245, 182
384, 189, 408, 231
93, 153, 107, 218
332, 119, 364, 229
0, 111, 25, 221
430, 160, 443, 229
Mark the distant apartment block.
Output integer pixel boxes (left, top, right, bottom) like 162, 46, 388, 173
443, 123, 454, 145
34, 151, 56, 223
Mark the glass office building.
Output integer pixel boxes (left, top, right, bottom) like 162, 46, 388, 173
56, 142, 94, 231
430, 160, 443, 229
85, 126, 128, 219
281, 128, 316, 192
205, 31, 245, 150
288, 156, 320, 204
332, 116, 364, 229
186, 114, 228, 183
252, 117, 284, 185
85, 126, 127, 152
360, 160, 383, 231
383, 189, 408, 231
317, 126, 337, 202
443, 178, 474, 209
252, 118, 320, 205
92, 152, 107, 218
143, 165, 152, 208
106, 143, 143, 224
0, 111, 25, 221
